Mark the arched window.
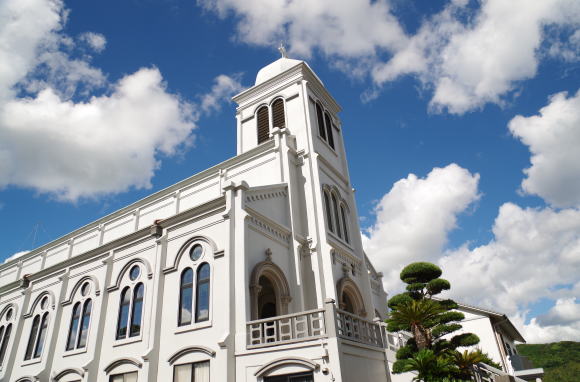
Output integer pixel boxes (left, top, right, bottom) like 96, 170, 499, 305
176, 241, 213, 327
179, 268, 194, 326
271, 99, 285, 130
66, 302, 81, 351
65, 279, 94, 351
340, 204, 350, 244
130, 283, 144, 337
34, 312, 48, 358
324, 112, 335, 149
117, 287, 131, 339
331, 194, 342, 238
257, 106, 270, 144
323, 191, 334, 233
116, 264, 145, 340
78, 299, 92, 348
195, 263, 210, 322
0, 307, 14, 367
24, 295, 50, 360
316, 103, 326, 140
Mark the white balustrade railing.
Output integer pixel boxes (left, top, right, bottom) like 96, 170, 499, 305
246, 308, 326, 349
472, 363, 528, 382
335, 309, 384, 348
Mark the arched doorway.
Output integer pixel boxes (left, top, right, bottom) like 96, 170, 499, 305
250, 253, 292, 320
258, 276, 277, 319
336, 277, 366, 317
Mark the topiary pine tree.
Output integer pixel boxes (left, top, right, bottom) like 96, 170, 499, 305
387, 262, 481, 377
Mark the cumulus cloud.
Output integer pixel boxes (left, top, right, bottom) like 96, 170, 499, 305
509, 89, 580, 208
514, 298, 580, 343
199, 74, 244, 114
363, 162, 580, 342
201, 0, 580, 114
440, 204, 580, 317
198, 0, 407, 58
0, 0, 242, 202
362, 164, 480, 292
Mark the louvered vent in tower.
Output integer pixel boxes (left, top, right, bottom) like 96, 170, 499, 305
257, 106, 270, 144
272, 99, 286, 130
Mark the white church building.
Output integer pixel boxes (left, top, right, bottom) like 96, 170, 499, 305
0, 56, 541, 382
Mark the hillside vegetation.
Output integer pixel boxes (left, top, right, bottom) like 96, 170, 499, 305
516, 341, 580, 382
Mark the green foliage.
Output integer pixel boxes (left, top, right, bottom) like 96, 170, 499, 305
396, 344, 415, 360
427, 278, 451, 295
388, 293, 413, 310
396, 349, 458, 381
387, 261, 483, 379
435, 311, 465, 325
517, 341, 580, 382
400, 262, 442, 284
432, 323, 463, 339
450, 333, 480, 348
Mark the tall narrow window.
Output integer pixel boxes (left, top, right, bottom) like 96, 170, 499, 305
323, 191, 333, 232
33, 312, 49, 359
0, 324, 11, 366
130, 283, 144, 337
271, 99, 285, 129
324, 112, 335, 149
66, 302, 81, 351
179, 268, 193, 326
174, 360, 210, 382
316, 103, 326, 140
341, 205, 350, 243
257, 106, 270, 144
195, 264, 210, 322
77, 299, 92, 348
24, 315, 40, 360
331, 194, 342, 238
117, 287, 131, 340
110, 371, 138, 382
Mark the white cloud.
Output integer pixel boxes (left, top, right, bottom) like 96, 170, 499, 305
4, 250, 30, 264
199, 74, 244, 114
509, 89, 580, 208
363, 162, 580, 342
79, 32, 106, 53
0, 0, 242, 202
198, 0, 407, 58
201, 0, 580, 114
513, 298, 580, 343
440, 204, 580, 318
362, 164, 480, 292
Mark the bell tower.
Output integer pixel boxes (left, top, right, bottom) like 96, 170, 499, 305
232, 53, 375, 318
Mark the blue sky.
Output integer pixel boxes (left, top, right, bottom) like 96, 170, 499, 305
1, 0, 579, 343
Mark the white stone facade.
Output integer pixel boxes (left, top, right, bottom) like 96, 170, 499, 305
0, 58, 393, 382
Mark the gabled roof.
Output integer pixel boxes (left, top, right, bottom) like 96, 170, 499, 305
453, 300, 526, 343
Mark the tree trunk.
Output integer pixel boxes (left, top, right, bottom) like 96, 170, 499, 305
412, 324, 429, 350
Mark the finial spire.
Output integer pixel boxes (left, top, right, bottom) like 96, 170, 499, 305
278, 42, 288, 58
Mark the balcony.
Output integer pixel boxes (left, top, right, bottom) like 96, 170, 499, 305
246, 300, 389, 350
247, 308, 326, 349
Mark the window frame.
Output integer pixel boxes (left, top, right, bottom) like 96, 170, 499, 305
174, 242, 213, 334
114, 263, 146, 345
173, 360, 210, 382
0, 306, 14, 369
23, 295, 52, 364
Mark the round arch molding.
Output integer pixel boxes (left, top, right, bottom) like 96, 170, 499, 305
254, 356, 319, 377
